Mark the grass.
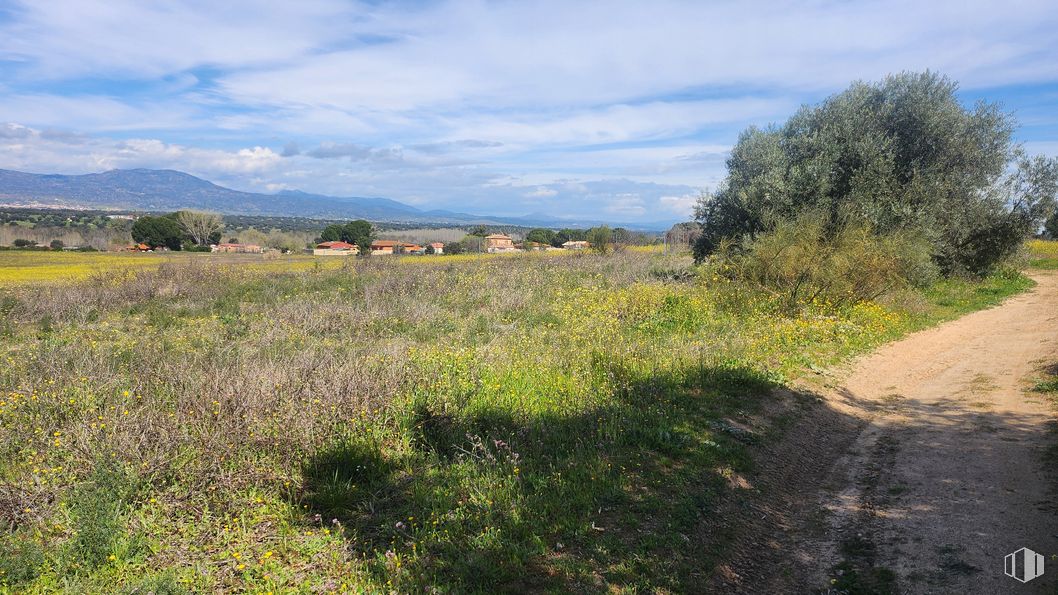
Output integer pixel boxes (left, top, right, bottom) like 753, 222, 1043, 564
1026, 239, 1058, 270
0, 248, 1033, 592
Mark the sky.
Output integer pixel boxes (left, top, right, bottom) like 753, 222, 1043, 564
1, 0, 1057, 223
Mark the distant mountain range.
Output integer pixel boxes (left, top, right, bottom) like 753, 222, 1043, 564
0, 168, 676, 230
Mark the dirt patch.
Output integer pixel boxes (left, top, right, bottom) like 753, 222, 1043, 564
711, 272, 1058, 593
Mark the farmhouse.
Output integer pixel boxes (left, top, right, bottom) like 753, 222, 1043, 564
370, 240, 398, 255
313, 241, 359, 256
562, 240, 590, 250
485, 233, 517, 253
399, 244, 425, 254
214, 243, 262, 254
428, 242, 445, 254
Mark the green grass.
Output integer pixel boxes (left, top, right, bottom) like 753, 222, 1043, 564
1026, 239, 1058, 270
0, 250, 1034, 592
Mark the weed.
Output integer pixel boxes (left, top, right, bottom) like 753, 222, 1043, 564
65, 459, 139, 571
0, 535, 45, 587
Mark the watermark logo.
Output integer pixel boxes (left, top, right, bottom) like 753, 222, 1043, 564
1005, 547, 1045, 583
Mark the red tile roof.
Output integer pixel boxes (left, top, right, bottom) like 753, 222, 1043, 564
317, 241, 356, 249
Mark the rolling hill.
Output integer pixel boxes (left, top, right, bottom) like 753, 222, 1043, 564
0, 168, 674, 230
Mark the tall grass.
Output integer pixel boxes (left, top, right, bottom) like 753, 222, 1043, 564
0, 249, 1030, 591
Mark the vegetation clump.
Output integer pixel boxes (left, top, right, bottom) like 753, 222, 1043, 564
694, 72, 1058, 276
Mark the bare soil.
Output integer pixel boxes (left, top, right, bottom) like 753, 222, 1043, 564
711, 272, 1058, 594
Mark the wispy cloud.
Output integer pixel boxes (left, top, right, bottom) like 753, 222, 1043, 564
0, 0, 1057, 222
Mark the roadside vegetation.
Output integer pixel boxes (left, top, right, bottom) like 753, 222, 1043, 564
0, 247, 1032, 593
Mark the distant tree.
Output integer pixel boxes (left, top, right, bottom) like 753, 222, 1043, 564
553, 228, 586, 247
665, 222, 700, 251
693, 71, 1058, 275
525, 228, 556, 246
50, 239, 64, 250
468, 225, 489, 237
1045, 210, 1058, 239
13, 239, 36, 248
445, 240, 466, 255
341, 220, 374, 254
175, 211, 224, 246
587, 226, 613, 254
611, 227, 632, 245
319, 220, 373, 253
320, 224, 343, 242
131, 216, 183, 250
460, 235, 485, 253
227, 237, 239, 244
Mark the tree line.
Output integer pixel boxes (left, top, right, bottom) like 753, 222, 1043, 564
131, 211, 223, 251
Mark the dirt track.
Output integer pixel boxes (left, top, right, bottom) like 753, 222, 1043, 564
713, 272, 1058, 594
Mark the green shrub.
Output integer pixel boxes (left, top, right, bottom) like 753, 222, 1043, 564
66, 460, 138, 570
125, 573, 188, 595
709, 211, 937, 312
0, 535, 45, 587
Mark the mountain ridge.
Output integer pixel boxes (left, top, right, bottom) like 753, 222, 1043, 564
0, 168, 676, 230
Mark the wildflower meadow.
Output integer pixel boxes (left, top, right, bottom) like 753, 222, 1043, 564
0, 248, 1034, 592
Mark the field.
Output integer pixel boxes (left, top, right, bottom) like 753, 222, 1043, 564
0, 251, 356, 286
1027, 238, 1058, 269
0, 248, 1034, 592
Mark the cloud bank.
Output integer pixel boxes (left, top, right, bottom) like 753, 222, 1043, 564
1, 0, 1057, 222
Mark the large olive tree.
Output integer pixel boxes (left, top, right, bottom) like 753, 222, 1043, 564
694, 72, 1058, 274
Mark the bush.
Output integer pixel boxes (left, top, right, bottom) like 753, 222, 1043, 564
694, 72, 1058, 275
0, 536, 45, 587
66, 460, 139, 570
13, 239, 37, 248
708, 211, 937, 312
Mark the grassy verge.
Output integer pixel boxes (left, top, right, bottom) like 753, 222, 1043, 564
1027, 239, 1058, 270
0, 250, 1033, 592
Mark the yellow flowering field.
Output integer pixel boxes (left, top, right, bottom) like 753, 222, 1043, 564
0, 249, 1031, 592
1027, 238, 1058, 268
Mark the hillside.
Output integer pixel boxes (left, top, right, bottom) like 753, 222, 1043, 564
0, 168, 674, 230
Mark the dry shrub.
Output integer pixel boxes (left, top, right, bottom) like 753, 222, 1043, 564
4, 260, 232, 324
712, 212, 937, 312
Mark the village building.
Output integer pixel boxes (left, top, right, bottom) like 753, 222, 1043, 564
398, 243, 425, 255
312, 240, 360, 256
214, 243, 262, 254
562, 240, 591, 250
428, 242, 445, 254
484, 233, 517, 253
371, 240, 399, 255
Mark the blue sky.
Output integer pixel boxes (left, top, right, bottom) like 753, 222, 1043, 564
1, 0, 1057, 223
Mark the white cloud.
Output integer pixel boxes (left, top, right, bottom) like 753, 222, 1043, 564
658, 194, 698, 217
524, 187, 558, 198
0, 1, 1056, 222
0, 0, 358, 79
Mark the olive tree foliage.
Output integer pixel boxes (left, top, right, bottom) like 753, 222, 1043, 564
175, 210, 224, 246
693, 72, 1058, 275
1046, 210, 1058, 240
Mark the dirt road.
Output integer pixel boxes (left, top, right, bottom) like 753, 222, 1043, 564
713, 272, 1058, 593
